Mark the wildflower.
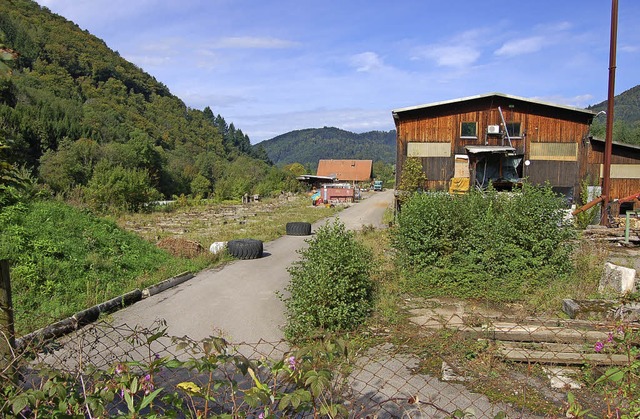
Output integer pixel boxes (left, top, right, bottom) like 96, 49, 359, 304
607, 332, 614, 343
258, 412, 265, 419
594, 341, 604, 352
154, 353, 160, 360
115, 364, 126, 375
288, 356, 297, 371
142, 374, 154, 395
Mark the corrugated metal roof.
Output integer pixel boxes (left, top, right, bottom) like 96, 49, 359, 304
392, 92, 597, 118
316, 159, 373, 182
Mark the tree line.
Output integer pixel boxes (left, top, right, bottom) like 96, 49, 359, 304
0, 0, 298, 212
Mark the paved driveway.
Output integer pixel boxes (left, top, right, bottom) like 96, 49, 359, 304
108, 189, 394, 343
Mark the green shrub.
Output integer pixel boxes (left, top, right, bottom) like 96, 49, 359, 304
392, 184, 576, 302
283, 220, 373, 341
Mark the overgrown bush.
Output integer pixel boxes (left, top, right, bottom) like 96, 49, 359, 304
283, 220, 374, 341
392, 184, 576, 302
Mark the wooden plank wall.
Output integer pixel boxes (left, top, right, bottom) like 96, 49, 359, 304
588, 143, 640, 199
395, 98, 592, 193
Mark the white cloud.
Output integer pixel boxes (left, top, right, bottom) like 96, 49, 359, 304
349, 52, 384, 72
213, 37, 298, 49
533, 94, 595, 108
620, 44, 639, 53
421, 45, 481, 67
494, 36, 545, 57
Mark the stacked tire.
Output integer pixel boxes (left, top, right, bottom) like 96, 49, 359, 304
286, 222, 312, 236
227, 238, 263, 260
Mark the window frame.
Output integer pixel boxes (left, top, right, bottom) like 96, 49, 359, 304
460, 121, 478, 139
505, 122, 522, 138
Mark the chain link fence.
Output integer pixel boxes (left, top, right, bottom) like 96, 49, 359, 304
2, 304, 638, 418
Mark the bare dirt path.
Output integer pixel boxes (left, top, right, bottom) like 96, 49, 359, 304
108, 189, 395, 343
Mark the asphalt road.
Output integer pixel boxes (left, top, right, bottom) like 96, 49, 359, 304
109, 189, 395, 343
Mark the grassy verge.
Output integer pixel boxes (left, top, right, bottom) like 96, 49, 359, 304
0, 195, 340, 335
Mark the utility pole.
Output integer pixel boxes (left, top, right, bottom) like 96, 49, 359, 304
601, 0, 618, 225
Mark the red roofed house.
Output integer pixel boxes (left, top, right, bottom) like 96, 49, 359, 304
316, 159, 373, 184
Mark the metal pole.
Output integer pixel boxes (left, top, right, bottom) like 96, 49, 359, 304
601, 0, 618, 225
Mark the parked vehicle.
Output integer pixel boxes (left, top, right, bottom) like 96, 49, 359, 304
373, 180, 383, 191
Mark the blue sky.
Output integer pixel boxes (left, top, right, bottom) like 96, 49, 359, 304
35, 0, 640, 143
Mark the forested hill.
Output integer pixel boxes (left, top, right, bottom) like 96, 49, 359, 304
588, 84, 640, 145
0, 0, 272, 202
259, 127, 396, 170
588, 84, 640, 125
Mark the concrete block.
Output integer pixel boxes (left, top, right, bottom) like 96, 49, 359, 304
599, 262, 637, 295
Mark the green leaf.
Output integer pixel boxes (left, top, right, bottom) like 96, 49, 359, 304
146, 328, 167, 344
164, 359, 183, 368
595, 367, 624, 384
124, 390, 135, 413
139, 387, 164, 410
11, 394, 28, 415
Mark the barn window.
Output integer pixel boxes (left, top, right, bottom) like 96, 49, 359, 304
505, 122, 521, 138
460, 122, 477, 138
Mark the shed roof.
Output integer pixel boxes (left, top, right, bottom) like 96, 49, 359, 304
316, 159, 373, 182
590, 137, 640, 152
392, 92, 596, 119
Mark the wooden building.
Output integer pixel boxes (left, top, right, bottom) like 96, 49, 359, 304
587, 138, 640, 211
392, 93, 598, 203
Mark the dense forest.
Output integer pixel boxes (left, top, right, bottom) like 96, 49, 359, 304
589, 84, 640, 145
0, 0, 293, 212
259, 127, 396, 172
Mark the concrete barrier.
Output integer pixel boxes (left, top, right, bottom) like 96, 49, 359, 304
16, 273, 193, 351
73, 289, 142, 326
142, 272, 194, 298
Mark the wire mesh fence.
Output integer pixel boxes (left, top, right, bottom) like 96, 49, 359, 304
1, 307, 638, 418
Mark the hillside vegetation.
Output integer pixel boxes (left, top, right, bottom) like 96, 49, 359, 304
0, 0, 290, 208
259, 127, 396, 172
589, 84, 640, 145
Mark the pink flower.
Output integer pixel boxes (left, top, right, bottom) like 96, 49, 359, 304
288, 356, 297, 371
607, 332, 614, 343
594, 341, 604, 352
258, 412, 265, 419
115, 364, 125, 374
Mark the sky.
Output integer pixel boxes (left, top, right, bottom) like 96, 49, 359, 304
34, 0, 640, 144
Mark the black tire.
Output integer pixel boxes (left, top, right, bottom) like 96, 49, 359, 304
227, 239, 263, 260
286, 222, 312, 236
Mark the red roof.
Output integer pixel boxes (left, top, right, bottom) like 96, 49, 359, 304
316, 160, 372, 182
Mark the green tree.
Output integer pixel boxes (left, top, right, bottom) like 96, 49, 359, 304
283, 162, 306, 177
84, 161, 160, 212
39, 138, 101, 193
398, 157, 427, 192
190, 174, 211, 197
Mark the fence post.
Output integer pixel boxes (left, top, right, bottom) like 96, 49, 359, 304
0, 260, 16, 380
